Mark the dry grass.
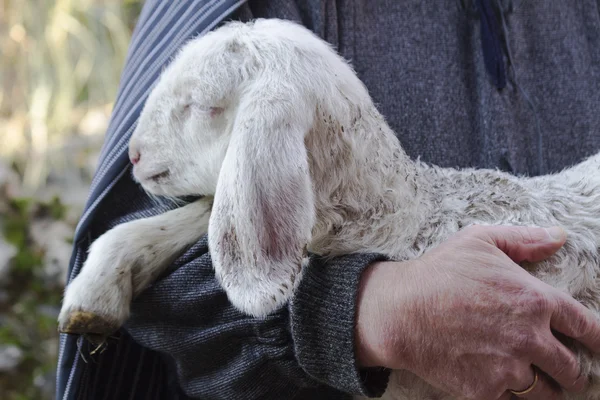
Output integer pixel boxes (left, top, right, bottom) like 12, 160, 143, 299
0, 1, 141, 399
1, 0, 141, 190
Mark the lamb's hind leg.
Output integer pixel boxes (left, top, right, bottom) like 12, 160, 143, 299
58, 198, 212, 341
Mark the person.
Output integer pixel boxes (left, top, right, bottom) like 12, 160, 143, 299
55, 1, 600, 399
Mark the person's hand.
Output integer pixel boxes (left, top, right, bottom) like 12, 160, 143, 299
355, 225, 600, 400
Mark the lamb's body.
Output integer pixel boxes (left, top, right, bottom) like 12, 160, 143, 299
307, 99, 600, 399
312, 103, 600, 273
58, 19, 600, 400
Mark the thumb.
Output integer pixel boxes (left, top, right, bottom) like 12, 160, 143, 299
476, 225, 567, 263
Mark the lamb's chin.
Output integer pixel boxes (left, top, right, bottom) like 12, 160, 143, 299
138, 181, 173, 198
141, 184, 205, 201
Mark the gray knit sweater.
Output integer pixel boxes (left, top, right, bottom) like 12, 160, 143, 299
64, 1, 600, 399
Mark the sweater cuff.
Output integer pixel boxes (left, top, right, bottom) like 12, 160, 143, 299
289, 253, 391, 397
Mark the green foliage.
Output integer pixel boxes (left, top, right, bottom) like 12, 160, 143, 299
38, 196, 68, 220
4, 198, 43, 273
0, 195, 68, 398
0, 326, 21, 346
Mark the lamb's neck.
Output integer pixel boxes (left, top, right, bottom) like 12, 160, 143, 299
308, 103, 435, 257
311, 99, 600, 260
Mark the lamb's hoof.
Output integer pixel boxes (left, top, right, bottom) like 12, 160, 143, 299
58, 310, 120, 338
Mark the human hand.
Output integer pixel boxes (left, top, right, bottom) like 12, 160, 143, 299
355, 225, 600, 400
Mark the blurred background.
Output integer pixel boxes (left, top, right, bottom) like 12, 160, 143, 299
0, 1, 141, 398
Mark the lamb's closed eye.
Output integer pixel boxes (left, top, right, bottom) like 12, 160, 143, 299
177, 103, 223, 118
60, 18, 600, 400
128, 100, 230, 197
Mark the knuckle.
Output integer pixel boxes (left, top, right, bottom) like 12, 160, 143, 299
563, 353, 579, 375
502, 361, 528, 386
510, 329, 540, 354
555, 360, 578, 384
520, 289, 552, 315
520, 226, 539, 245
570, 313, 592, 339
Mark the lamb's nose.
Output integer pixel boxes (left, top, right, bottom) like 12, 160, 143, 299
129, 149, 141, 165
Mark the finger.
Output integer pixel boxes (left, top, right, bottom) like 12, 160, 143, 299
529, 334, 587, 393
509, 369, 563, 400
469, 225, 566, 263
551, 292, 600, 353
496, 392, 514, 400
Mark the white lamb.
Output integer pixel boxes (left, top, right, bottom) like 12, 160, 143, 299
58, 19, 600, 400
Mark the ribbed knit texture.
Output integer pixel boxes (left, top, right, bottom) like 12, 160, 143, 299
290, 254, 391, 397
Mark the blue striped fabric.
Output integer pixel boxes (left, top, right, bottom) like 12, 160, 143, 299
73, 0, 246, 243
56, 1, 246, 399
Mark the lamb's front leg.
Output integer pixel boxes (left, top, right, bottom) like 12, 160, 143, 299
58, 198, 212, 340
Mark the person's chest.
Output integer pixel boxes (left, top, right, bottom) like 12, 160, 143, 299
250, 0, 600, 175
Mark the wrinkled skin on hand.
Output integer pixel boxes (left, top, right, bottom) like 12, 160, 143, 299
356, 225, 600, 400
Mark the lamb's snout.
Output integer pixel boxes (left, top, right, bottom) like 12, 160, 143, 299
129, 146, 141, 165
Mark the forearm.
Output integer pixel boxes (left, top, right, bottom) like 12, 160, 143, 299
114, 235, 390, 399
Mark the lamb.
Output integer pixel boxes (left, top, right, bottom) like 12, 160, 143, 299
57, 18, 600, 400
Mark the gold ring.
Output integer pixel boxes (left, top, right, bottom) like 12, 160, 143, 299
509, 369, 539, 396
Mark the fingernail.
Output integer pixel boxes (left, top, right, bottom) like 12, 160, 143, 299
545, 227, 566, 241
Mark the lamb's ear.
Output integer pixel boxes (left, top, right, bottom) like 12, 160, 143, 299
208, 92, 315, 318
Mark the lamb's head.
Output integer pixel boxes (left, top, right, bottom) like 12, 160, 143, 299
128, 23, 251, 198
128, 19, 377, 317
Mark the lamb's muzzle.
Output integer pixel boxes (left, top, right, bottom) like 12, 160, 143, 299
59, 18, 600, 400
